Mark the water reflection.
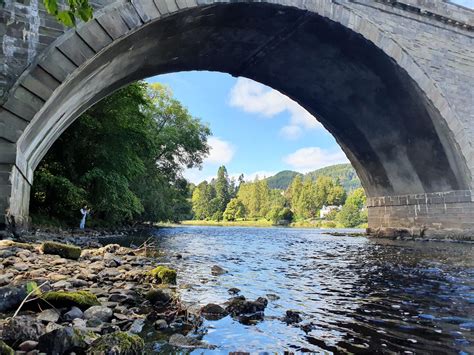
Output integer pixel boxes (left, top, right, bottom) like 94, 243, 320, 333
104, 226, 474, 353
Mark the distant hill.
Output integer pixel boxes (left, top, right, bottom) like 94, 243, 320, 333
265, 164, 361, 192
266, 170, 302, 190
305, 163, 361, 192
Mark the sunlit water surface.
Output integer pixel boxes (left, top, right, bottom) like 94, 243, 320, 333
113, 226, 474, 354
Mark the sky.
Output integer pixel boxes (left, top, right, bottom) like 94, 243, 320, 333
147, 0, 473, 184
148, 72, 348, 184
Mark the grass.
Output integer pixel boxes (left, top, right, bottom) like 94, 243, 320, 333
181, 219, 274, 227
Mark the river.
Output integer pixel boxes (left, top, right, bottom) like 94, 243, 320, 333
110, 226, 474, 354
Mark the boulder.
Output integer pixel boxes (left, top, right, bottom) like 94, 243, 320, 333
146, 266, 177, 285
41, 242, 81, 260
84, 306, 113, 322
86, 331, 144, 354
63, 306, 84, 321
37, 327, 98, 354
200, 303, 228, 320
41, 290, 100, 310
0, 285, 27, 312
2, 315, 46, 343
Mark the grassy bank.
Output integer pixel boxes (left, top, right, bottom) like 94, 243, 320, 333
180, 219, 368, 229
181, 219, 274, 227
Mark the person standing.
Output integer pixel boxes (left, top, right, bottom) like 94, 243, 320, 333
80, 205, 90, 230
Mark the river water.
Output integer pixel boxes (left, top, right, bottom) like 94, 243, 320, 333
121, 226, 474, 354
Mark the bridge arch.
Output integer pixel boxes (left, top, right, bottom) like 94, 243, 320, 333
1, 0, 473, 238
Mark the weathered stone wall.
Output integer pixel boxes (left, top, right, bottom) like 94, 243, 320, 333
367, 190, 474, 240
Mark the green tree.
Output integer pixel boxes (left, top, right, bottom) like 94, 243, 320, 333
192, 181, 216, 220
223, 198, 245, 221
215, 166, 231, 212
287, 175, 303, 219
31, 82, 211, 226
336, 187, 367, 227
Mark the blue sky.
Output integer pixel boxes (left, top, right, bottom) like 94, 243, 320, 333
147, 0, 473, 184
148, 72, 348, 183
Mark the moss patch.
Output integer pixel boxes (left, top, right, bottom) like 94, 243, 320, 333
146, 266, 177, 285
41, 290, 100, 309
41, 241, 81, 260
0, 340, 14, 355
86, 331, 144, 355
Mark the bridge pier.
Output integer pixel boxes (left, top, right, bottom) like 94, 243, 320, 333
0, 164, 31, 231
367, 191, 474, 241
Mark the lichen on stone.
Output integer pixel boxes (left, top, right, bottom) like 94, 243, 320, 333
146, 266, 177, 285
86, 331, 144, 355
41, 241, 81, 260
41, 290, 100, 309
0, 340, 14, 355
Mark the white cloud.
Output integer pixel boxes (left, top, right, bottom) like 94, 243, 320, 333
229, 78, 321, 139
283, 147, 349, 172
280, 125, 302, 140
204, 137, 235, 165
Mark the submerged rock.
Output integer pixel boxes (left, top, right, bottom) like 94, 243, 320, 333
41, 241, 81, 260
225, 296, 268, 324
211, 265, 227, 276
228, 288, 240, 295
200, 303, 228, 320
168, 333, 214, 349
282, 310, 302, 324
86, 331, 144, 354
41, 290, 100, 309
0, 285, 27, 312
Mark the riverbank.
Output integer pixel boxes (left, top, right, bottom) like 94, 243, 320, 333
181, 219, 368, 229
0, 233, 214, 353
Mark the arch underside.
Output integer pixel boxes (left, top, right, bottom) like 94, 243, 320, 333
17, 2, 470, 201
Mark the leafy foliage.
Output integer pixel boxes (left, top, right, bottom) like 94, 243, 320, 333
191, 165, 365, 227
43, 0, 93, 27
31, 82, 210, 226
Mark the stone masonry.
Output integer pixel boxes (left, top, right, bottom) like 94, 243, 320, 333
0, 0, 473, 239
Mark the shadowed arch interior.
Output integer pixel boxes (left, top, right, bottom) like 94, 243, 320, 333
18, 2, 469, 200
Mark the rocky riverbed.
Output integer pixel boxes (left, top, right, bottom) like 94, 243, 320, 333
0, 230, 276, 354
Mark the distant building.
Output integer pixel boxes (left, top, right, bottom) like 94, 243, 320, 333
320, 205, 341, 219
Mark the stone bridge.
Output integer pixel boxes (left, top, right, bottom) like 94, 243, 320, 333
0, 0, 473, 238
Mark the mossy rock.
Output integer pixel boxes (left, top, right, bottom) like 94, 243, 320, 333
146, 266, 177, 285
86, 331, 144, 355
0, 240, 36, 250
41, 290, 100, 310
0, 340, 14, 355
41, 241, 81, 260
